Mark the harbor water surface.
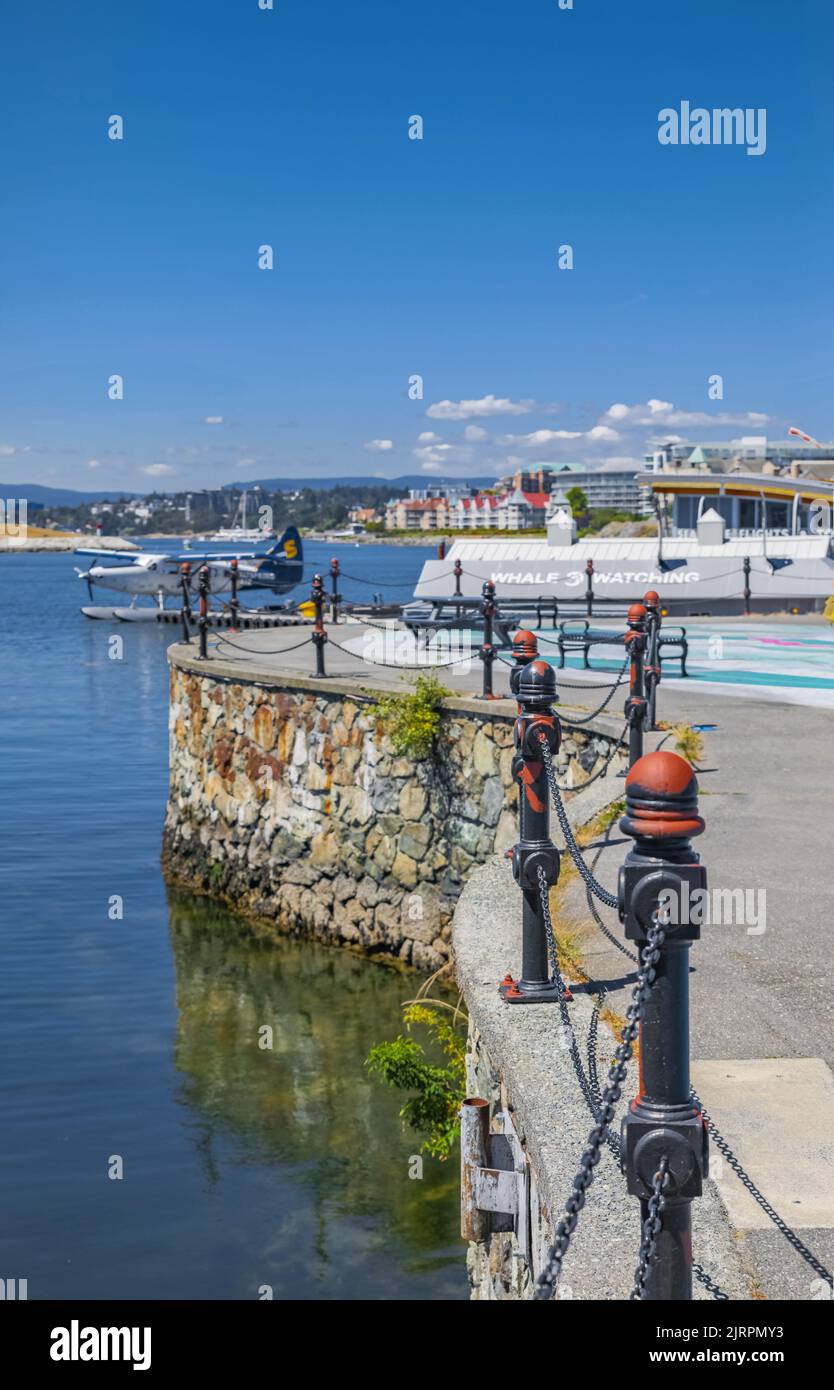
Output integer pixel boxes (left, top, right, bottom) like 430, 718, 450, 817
0, 542, 467, 1300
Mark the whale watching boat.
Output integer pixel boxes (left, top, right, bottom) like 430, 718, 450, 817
413, 467, 834, 616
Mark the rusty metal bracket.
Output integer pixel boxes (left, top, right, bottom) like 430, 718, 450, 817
460, 1102, 532, 1266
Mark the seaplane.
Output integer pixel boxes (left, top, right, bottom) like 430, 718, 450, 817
75, 525, 304, 621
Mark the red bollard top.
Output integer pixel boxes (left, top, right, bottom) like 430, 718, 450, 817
586, 559, 594, 573
620, 751, 704, 842
644, 590, 659, 608
627, 602, 647, 623
181, 561, 190, 575
512, 628, 538, 660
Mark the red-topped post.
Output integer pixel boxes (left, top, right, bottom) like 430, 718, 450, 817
624, 602, 648, 765
643, 589, 661, 730
618, 751, 709, 1300
509, 629, 538, 702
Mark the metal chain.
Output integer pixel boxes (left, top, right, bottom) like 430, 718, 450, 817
534, 914, 667, 1299
585, 830, 639, 964
692, 1262, 730, 1300
580, 829, 819, 1298
540, 737, 619, 909
535, 869, 617, 1151
325, 637, 476, 669
211, 632, 313, 656
547, 722, 628, 793
551, 673, 628, 690
692, 1089, 833, 1288
558, 656, 630, 725
630, 1159, 670, 1300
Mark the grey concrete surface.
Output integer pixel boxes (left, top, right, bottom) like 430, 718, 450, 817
454, 853, 753, 1301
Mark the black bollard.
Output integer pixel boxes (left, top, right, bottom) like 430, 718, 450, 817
743, 556, 751, 616
453, 558, 463, 597
329, 556, 341, 625
500, 660, 562, 1005
509, 628, 538, 701
197, 564, 210, 659
311, 573, 328, 677
624, 602, 648, 766
585, 559, 595, 617
618, 751, 709, 1300
477, 579, 498, 700
179, 562, 192, 643
643, 589, 661, 731
229, 557, 240, 632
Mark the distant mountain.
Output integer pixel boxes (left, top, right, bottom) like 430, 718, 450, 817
224, 475, 497, 493
0, 482, 139, 506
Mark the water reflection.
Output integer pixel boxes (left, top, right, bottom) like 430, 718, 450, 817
167, 890, 465, 1295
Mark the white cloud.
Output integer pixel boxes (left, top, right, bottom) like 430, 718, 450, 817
364, 439, 394, 451
586, 424, 621, 442
86, 459, 102, 470
500, 428, 584, 447
143, 464, 174, 477
464, 424, 490, 442
413, 443, 474, 468
603, 400, 769, 429
417, 431, 441, 443
204, 415, 224, 425
0, 442, 30, 456
427, 394, 536, 421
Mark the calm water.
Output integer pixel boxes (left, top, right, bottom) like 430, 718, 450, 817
0, 541, 467, 1300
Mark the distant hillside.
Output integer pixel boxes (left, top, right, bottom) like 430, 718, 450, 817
225, 475, 497, 493
1, 482, 139, 506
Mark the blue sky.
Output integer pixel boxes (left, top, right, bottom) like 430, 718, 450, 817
1, 0, 831, 492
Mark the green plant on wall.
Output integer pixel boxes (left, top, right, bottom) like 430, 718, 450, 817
366, 672, 451, 759
365, 999, 467, 1160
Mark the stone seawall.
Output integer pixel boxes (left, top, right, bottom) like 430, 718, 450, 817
163, 653, 623, 971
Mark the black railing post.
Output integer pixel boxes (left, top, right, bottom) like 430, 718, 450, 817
643, 589, 661, 731
478, 579, 498, 700
453, 558, 463, 597
229, 557, 240, 632
500, 660, 562, 1005
585, 559, 595, 617
329, 556, 341, 625
624, 602, 648, 766
311, 573, 328, 677
618, 751, 709, 1300
179, 562, 192, 644
743, 556, 751, 615
509, 629, 538, 702
197, 564, 210, 659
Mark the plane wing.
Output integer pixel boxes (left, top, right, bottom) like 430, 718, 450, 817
74, 548, 143, 561
172, 551, 265, 563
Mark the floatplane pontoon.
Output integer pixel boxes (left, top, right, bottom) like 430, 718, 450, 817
75, 526, 304, 622
414, 472, 834, 616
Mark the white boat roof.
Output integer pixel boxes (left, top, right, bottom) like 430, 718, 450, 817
446, 535, 833, 562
